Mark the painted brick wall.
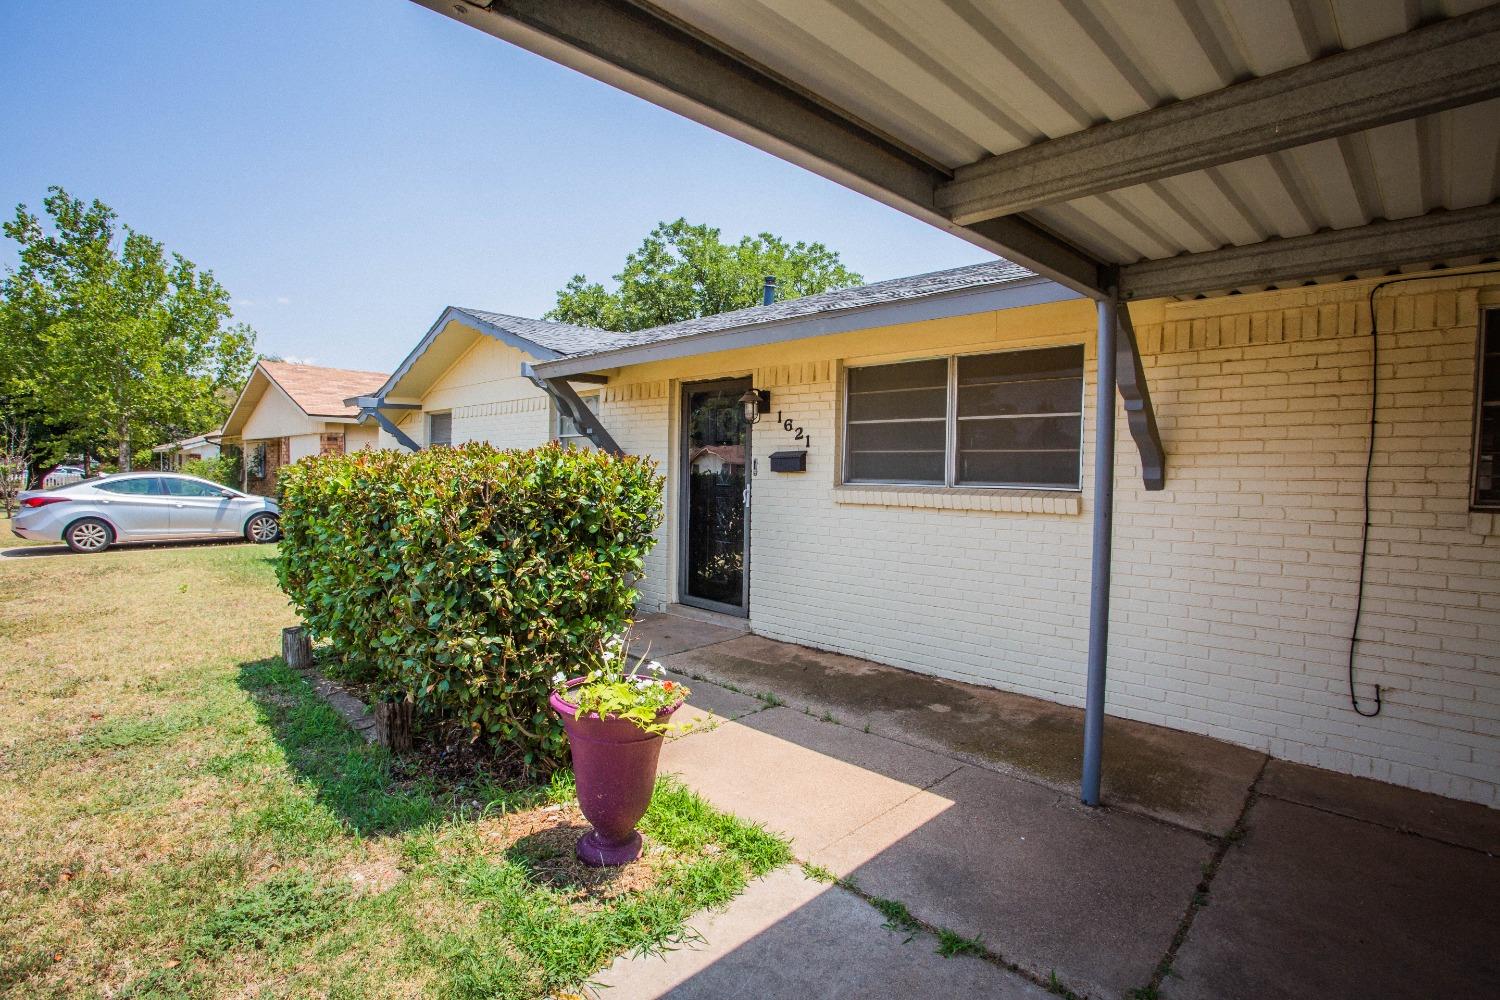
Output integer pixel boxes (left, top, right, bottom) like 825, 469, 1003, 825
591, 274, 1500, 806
596, 379, 675, 612
451, 397, 550, 449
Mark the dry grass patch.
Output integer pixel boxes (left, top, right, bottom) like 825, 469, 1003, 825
0, 541, 790, 999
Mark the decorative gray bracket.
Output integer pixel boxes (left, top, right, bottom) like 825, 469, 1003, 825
362, 407, 420, 452
1115, 303, 1166, 490
521, 363, 624, 455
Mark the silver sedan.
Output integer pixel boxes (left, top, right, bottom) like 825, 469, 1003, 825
12, 473, 280, 553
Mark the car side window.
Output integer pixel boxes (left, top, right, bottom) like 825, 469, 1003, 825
97, 477, 164, 496
164, 478, 225, 498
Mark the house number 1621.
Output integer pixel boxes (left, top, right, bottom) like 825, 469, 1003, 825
777, 411, 811, 450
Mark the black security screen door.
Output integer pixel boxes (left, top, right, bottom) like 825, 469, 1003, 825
681, 378, 750, 615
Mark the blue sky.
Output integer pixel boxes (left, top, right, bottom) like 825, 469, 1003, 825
1, 1, 992, 372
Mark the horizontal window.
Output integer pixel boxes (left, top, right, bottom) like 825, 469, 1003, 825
843, 346, 1084, 490
845, 359, 947, 485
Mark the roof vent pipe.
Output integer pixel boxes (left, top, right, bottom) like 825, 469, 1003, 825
763, 275, 777, 306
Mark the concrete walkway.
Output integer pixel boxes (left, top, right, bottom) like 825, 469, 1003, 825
592, 611, 1500, 1000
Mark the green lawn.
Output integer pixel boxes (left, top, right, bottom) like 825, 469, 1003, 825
0, 542, 788, 998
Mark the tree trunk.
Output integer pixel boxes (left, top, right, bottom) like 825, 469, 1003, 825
281, 626, 313, 669
374, 701, 414, 753
118, 418, 131, 472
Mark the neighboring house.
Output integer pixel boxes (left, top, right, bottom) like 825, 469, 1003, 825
151, 432, 222, 471
348, 307, 620, 451
219, 361, 388, 495
515, 260, 1500, 810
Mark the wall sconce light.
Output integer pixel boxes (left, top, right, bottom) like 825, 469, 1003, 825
738, 388, 771, 425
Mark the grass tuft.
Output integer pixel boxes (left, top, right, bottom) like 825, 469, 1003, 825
192, 873, 350, 955
935, 927, 985, 958
870, 896, 921, 940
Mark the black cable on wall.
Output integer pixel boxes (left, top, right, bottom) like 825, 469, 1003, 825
1347, 266, 1500, 718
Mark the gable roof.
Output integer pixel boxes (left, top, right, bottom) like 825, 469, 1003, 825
449, 309, 626, 357
361, 307, 617, 405
532, 260, 1076, 377
222, 360, 390, 438
258, 361, 389, 417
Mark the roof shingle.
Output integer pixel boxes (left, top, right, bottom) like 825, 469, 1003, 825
459, 260, 1036, 361
259, 361, 389, 417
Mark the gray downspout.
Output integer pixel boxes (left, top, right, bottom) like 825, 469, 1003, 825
1082, 286, 1119, 807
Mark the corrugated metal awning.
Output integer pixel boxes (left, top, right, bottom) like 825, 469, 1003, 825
415, 0, 1500, 300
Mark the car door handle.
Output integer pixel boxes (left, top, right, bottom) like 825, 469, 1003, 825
173, 502, 186, 508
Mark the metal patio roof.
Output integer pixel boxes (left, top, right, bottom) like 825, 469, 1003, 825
416, 0, 1500, 301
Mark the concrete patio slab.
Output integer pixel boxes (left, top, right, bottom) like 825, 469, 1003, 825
629, 612, 745, 658
664, 633, 1264, 835
588, 867, 1051, 999
812, 764, 1215, 1000
1165, 796, 1500, 1000
663, 670, 768, 728
657, 707, 960, 853
1259, 759, 1500, 853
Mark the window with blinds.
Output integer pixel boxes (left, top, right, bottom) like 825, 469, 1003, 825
1473, 311, 1500, 509
843, 346, 1084, 490
427, 411, 453, 448
844, 358, 948, 484
956, 345, 1084, 489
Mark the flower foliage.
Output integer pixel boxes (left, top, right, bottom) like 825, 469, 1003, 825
554, 637, 690, 734
275, 442, 664, 769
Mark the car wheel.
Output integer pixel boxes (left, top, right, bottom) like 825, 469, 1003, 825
245, 512, 281, 543
65, 518, 113, 554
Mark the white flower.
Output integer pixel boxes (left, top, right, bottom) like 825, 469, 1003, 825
551, 671, 567, 686
647, 661, 664, 675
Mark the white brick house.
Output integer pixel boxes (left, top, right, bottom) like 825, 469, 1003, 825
520, 261, 1500, 808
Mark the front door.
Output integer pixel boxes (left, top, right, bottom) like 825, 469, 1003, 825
680, 378, 750, 616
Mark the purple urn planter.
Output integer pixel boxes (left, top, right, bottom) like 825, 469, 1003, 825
550, 678, 683, 867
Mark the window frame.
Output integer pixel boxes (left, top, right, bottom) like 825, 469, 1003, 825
841, 344, 1086, 492
554, 392, 600, 449
1471, 308, 1500, 511
427, 410, 453, 449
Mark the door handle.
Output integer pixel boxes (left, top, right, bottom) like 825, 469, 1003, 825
174, 502, 185, 508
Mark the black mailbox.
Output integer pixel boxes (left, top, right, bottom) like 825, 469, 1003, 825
769, 450, 807, 473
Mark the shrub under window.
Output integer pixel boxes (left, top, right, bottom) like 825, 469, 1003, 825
276, 443, 663, 770
844, 345, 1084, 490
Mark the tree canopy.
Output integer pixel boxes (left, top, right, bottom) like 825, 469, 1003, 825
546, 219, 862, 332
0, 187, 256, 471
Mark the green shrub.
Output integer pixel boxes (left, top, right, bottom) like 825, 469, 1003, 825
182, 455, 238, 487
275, 443, 663, 770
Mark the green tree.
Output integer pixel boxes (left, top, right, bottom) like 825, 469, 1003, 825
0, 187, 256, 470
546, 218, 862, 331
